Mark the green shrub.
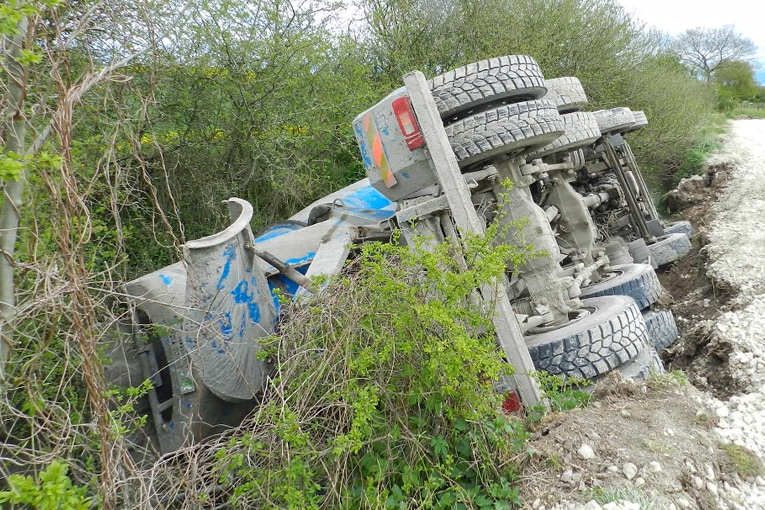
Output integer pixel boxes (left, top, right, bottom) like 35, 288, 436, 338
537, 372, 590, 412
0, 461, 92, 510
213, 228, 534, 508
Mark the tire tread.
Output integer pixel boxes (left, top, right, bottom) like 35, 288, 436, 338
429, 55, 547, 119
526, 296, 650, 380
544, 77, 588, 113
580, 263, 663, 310
527, 111, 601, 159
444, 99, 564, 167
644, 309, 679, 350
593, 107, 636, 135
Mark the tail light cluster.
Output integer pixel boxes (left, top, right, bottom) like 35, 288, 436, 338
392, 96, 425, 151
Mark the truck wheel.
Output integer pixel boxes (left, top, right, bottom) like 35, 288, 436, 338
662, 220, 693, 237
614, 343, 665, 381
444, 99, 564, 168
526, 111, 601, 160
624, 110, 648, 133
543, 77, 588, 113
648, 233, 691, 267
628, 239, 651, 265
429, 55, 547, 121
593, 107, 636, 135
580, 263, 663, 310
525, 296, 650, 380
643, 309, 679, 351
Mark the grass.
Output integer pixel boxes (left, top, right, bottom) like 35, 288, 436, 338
725, 107, 765, 120
545, 454, 563, 471
668, 369, 690, 385
590, 485, 660, 508
721, 443, 765, 479
647, 370, 690, 390
671, 113, 728, 186
692, 412, 718, 429
641, 439, 674, 455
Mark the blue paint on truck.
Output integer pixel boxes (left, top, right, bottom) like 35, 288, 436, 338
339, 185, 396, 220
231, 280, 251, 304
216, 244, 237, 290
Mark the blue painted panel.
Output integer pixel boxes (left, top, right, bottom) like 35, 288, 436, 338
338, 185, 396, 220
254, 222, 305, 242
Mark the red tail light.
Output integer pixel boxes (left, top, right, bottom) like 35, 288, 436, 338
391, 96, 425, 151
502, 390, 523, 415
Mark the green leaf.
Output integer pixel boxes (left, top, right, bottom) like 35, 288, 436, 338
430, 436, 449, 458
455, 437, 472, 459
0, 153, 26, 181
475, 494, 494, 508
15, 49, 42, 65
454, 418, 469, 431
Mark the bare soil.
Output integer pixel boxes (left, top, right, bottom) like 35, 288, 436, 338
520, 376, 732, 509
659, 162, 741, 400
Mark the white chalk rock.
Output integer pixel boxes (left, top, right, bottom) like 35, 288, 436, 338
623, 463, 638, 480
578, 444, 596, 460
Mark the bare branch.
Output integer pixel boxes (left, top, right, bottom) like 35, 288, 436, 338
671, 25, 757, 82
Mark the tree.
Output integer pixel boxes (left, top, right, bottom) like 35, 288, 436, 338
129, 0, 382, 240
0, 3, 31, 389
671, 24, 757, 82
1, 1, 195, 506
715, 60, 759, 101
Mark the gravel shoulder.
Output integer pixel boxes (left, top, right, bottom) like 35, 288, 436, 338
518, 119, 765, 510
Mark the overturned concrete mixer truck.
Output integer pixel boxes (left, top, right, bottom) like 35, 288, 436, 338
108, 55, 691, 456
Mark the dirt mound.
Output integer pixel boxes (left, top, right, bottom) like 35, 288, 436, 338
520, 376, 738, 510
657, 230, 739, 399
662, 162, 732, 224
655, 159, 743, 399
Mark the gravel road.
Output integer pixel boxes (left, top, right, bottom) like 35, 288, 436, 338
703, 119, 765, 508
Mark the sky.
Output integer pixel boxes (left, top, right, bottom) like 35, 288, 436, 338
616, 0, 765, 84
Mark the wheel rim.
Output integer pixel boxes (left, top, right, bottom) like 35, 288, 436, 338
527, 306, 594, 334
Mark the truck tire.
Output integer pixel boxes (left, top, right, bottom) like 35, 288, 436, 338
526, 111, 601, 160
624, 110, 648, 133
628, 239, 651, 265
615, 342, 665, 381
662, 220, 693, 237
593, 108, 636, 135
648, 233, 691, 267
544, 77, 588, 113
580, 263, 663, 310
429, 55, 547, 121
525, 296, 650, 380
643, 309, 679, 351
444, 99, 564, 168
